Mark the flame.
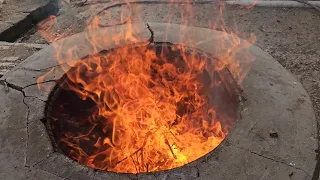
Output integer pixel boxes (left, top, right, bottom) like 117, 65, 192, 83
38, 1, 255, 174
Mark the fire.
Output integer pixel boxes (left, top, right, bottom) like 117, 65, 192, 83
38, 2, 255, 174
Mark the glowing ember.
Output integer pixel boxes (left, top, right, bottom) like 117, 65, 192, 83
47, 42, 239, 173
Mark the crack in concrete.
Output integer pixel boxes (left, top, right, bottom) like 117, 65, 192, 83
0, 82, 37, 173
0, 79, 24, 94
25, 96, 47, 103
195, 166, 200, 178
18, 63, 68, 72
0, 77, 56, 92
0, 79, 51, 166
146, 23, 155, 43
152, 174, 159, 180
32, 166, 67, 180
23, 79, 57, 89
22, 97, 31, 168
233, 145, 312, 178
2, 80, 34, 168
28, 151, 55, 168
0, 60, 65, 90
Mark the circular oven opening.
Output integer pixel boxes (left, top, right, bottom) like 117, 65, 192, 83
45, 42, 240, 174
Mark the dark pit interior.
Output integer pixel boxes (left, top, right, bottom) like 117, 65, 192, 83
45, 42, 240, 173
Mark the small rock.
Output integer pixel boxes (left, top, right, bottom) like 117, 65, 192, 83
289, 171, 294, 178
289, 162, 295, 166
269, 130, 278, 138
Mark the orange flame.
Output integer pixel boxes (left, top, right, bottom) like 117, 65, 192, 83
38, 1, 255, 174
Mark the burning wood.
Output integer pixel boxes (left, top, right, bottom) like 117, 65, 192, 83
45, 43, 241, 173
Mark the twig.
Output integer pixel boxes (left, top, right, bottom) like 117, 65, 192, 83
165, 138, 177, 159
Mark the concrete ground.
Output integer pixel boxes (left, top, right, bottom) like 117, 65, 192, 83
24, 1, 320, 167
0, 0, 48, 29
0, 22, 317, 180
0, 0, 319, 179
0, 0, 55, 41
0, 0, 59, 76
0, 42, 46, 76
22, 2, 320, 129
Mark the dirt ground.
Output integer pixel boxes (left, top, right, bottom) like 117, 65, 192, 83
19, 1, 320, 177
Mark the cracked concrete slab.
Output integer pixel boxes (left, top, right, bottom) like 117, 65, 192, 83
0, 65, 63, 90
0, 23, 317, 180
16, 46, 59, 70
24, 97, 46, 123
0, 42, 40, 77
0, 81, 59, 180
51, 23, 151, 67
24, 81, 56, 101
0, 85, 27, 171
68, 168, 97, 180
195, 144, 311, 180
26, 120, 54, 167
0, 0, 60, 42
232, 45, 317, 175
147, 22, 317, 176
35, 152, 90, 179
0, 166, 64, 180
147, 22, 223, 46
0, 22, 152, 90
17, 23, 151, 71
